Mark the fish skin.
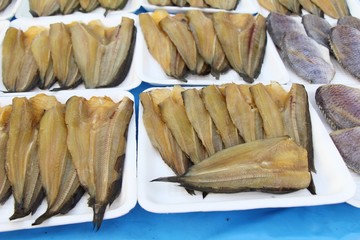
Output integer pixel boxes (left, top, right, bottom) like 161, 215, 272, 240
302, 14, 331, 50
258, 0, 289, 14
0, 106, 11, 205
29, 0, 59, 17
266, 12, 306, 49
330, 127, 360, 173
315, 85, 360, 130
330, 26, 360, 80
280, 31, 335, 84
298, 0, 323, 16
310, 0, 349, 19
338, 16, 360, 32
278, 0, 301, 14
153, 137, 311, 194
202, 85, 242, 148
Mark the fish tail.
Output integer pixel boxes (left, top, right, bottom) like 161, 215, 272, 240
32, 210, 55, 226
151, 176, 180, 183
9, 202, 26, 220
93, 203, 107, 231
210, 68, 221, 80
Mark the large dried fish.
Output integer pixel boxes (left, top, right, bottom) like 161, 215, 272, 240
330, 127, 360, 173
330, 26, 360, 80
315, 85, 360, 130
202, 85, 242, 148
0, 106, 11, 204
302, 14, 331, 49
50, 23, 81, 89
140, 11, 187, 80
186, 10, 229, 78
2, 27, 41, 92
66, 96, 133, 230
310, 0, 349, 19
33, 104, 84, 225
29, 0, 59, 16
204, 0, 239, 10
281, 31, 335, 84
153, 137, 311, 194
70, 17, 136, 88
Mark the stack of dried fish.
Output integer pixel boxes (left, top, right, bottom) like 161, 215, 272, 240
266, 12, 335, 84
2, 17, 136, 92
316, 85, 360, 174
141, 83, 315, 195
258, 0, 350, 19
29, 0, 129, 16
140, 10, 267, 83
0, 93, 133, 230
148, 0, 240, 10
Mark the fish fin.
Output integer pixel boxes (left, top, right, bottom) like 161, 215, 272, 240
211, 68, 221, 80
108, 154, 125, 206
202, 192, 209, 199
151, 176, 180, 183
32, 210, 56, 226
307, 176, 316, 195
30, 188, 46, 216
59, 187, 85, 215
185, 188, 195, 195
0, 187, 12, 205
93, 203, 107, 231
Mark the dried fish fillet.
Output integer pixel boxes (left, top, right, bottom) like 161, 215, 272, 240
0, 106, 11, 205
29, 0, 59, 16
66, 96, 133, 230
154, 137, 311, 194
315, 85, 360, 130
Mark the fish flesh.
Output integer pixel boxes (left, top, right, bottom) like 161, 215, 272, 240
140, 91, 190, 176
0, 106, 11, 204
31, 29, 56, 89
29, 0, 59, 16
202, 85, 242, 148
139, 11, 187, 80
258, 0, 289, 14
153, 136, 311, 194
280, 31, 335, 84
310, 0, 349, 19
338, 16, 360, 32
70, 17, 136, 88
49, 23, 82, 89
186, 10, 229, 78
298, 0, 323, 16
330, 127, 360, 173
98, 0, 128, 10
182, 89, 223, 156
204, 0, 239, 10
302, 14, 331, 49
266, 12, 306, 49
0, 0, 11, 11
33, 104, 84, 225
315, 85, 360, 130
225, 84, 264, 142
2, 27, 41, 92
330, 26, 360, 80
66, 96, 133, 230
278, 0, 301, 14
79, 0, 98, 12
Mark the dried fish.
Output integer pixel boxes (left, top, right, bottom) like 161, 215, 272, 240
258, 0, 289, 14
98, 0, 128, 10
278, 0, 301, 14
79, 0, 98, 12
0, 106, 11, 205
310, 0, 349, 19
58, 0, 80, 14
29, 0, 59, 16
298, 0, 323, 16
338, 16, 360, 31
302, 14, 331, 49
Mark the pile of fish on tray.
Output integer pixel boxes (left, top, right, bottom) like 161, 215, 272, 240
266, 11, 360, 84
140, 10, 267, 83
0, 94, 133, 230
258, 0, 349, 19
140, 82, 316, 195
316, 85, 360, 175
0, 0, 11, 12
147, 0, 240, 10
29, 0, 129, 16
2, 17, 136, 92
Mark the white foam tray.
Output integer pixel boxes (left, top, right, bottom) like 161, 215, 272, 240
137, 85, 356, 213
0, 13, 141, 93
305, 85, 360, 208
15, 0, 140, 18
0, 0, 21, 20
0, 88, 137, 232
137, 24, 289, 85
140, 0, 258, 14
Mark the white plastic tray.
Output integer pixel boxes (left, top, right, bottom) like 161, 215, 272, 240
0, 0, 21, 20
15, 0, 140, 18
140, 0, 258, 14
305, 85, 360, 208
0, 88, 137, 232
137, 27, 289, 85
137, 86, 356, 213
0, 13, 141, 93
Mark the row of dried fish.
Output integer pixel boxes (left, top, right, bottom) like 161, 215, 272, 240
258, 0, 349, 19
0, 94, 133, 230
141, 83, 315, 195
148, 0, 239, 10
2, 17, 136, 92
0, 0, 11, 12
316, 85, 360, 174
29, 0, 128, 16
140, 10, 267, 83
